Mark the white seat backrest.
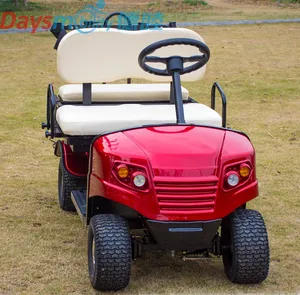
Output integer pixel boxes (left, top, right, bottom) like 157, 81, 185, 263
57, 28, 207, 83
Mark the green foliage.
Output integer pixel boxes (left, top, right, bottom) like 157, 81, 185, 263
182, 0, 208, 6
0, 1, 47, 12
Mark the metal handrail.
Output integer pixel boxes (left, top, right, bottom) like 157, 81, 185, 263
211, 82, 227, 128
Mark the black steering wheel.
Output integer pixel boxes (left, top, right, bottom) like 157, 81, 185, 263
103, 12, 132, 28
138, 38, 210, 76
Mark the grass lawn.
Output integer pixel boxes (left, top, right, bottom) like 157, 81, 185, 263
0, 1, 300, 294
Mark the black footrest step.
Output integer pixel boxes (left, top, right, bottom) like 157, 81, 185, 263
71, 190, 86, 224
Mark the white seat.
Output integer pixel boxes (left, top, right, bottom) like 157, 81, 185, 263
59, 83, 189, 102
56, 103, 222, 136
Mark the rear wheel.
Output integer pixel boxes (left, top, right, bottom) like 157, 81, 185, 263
221, 209, 270, 284
88, 214, 132, 291
58, 158, 85, 211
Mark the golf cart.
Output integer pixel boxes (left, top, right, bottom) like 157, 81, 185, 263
42, 15, 270, 291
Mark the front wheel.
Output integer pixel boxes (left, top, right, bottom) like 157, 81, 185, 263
221, 209, 270, 284
88, 214, 132, 291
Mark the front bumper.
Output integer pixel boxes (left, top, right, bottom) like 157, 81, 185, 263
146, 219, 221, 252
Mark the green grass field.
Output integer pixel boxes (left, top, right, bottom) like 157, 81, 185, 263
0, 1, 300, 294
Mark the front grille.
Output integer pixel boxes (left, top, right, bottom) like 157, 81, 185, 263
153, 176, 218, 214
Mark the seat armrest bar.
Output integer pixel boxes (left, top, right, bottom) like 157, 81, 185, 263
43, 84, 62, 138
46, 84, 54, 129
48, 84, 58, 135
211, 82, 227, 128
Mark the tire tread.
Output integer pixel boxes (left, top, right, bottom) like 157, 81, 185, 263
89, 214, 132, 291
223, 209, 270, 284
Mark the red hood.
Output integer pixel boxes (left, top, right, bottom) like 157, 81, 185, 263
90, 125, 257, 222
124, 126, 225, 177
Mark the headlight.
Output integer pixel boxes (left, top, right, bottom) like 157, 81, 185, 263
132, 172, 146, 188
226, 171, 240, 187
113, 162, 149, 190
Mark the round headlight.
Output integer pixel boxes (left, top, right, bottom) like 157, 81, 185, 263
226, 171, 240, 187
132, 172, 146, 188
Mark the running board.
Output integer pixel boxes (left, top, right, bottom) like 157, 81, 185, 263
71, 190, 86, 224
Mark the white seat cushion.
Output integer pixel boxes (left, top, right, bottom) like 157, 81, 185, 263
56, 103, 222, 136
59, 84, 189, 102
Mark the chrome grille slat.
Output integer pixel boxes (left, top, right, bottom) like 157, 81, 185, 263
157, 194, 215, 200
154, 176, 218, 214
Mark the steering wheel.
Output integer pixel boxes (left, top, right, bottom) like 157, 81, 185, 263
103, 12, 132, 28
138, 38, 210, 76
